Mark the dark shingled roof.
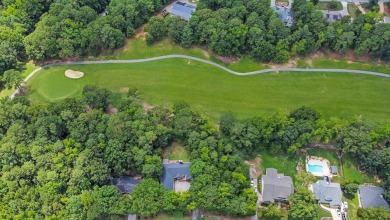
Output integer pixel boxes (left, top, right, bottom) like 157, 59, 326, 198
312, 180, 342, 207
161, 162, 191, 190
112, 176, 141, 194
358, 186, 390, 210
170, 2, 196, 21
262, 168, 294, 203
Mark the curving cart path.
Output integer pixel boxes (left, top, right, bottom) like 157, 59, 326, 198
11, 54, 390, 99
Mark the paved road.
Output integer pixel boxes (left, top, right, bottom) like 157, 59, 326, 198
10, 54, 390, 99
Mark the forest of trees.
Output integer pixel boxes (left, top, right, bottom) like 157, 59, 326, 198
0, 85, 389, 218
1, 0, 390, 80
146, 0, 390, 63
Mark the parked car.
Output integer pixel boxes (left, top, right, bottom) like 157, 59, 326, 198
337, 209, 341, 217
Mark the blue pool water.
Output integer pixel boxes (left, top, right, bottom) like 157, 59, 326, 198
308, 164, 323, 173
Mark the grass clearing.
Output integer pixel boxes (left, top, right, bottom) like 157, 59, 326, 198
311, 58, 390, 74
101, 38, 269, 72
26, 59, 390, 122
307, 148, 340, 166
316, 2, 343, 11
342, 155, 375, 184
167, 143, 190, 162
259, 150, 297, 179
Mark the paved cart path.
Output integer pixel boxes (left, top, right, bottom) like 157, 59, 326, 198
11, 54, 390, 98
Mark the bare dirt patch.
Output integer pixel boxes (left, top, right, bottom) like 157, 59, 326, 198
120, 87, 129, 93
276, 1, 289, 7
215, 54, 239, 63
245, 156, 261, 179
383, 3, 390, 16
311, 50, 373, 63
106, 105, 118, 115
142, 101, 154, 111
65, 69, 84, 79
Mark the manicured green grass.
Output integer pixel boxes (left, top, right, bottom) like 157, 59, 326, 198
167, 144, 190, 162
347, 3, 358, 18
312, 58, 390, 74
102, 38, 269, 72
342, 155, 375, 184
315, 205, 332, 220
0, 61, 39, 98
307, 148, 340, 166
344, 194, 360, 220
260, 150, 297, 179
27, 59, 390, 122
316, 2, 343, 11
307, 149, 375, 184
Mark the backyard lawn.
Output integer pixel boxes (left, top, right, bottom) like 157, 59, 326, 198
259, 150, 298, 179
166, 143, 190, 162
342, 155, 375, 184
315, 206, 332, 220
307, 148, 375, 184
316, 1, 343, 11
26, 58, 390, 122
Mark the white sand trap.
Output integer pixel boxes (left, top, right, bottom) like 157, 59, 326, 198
65, 69, 84, 79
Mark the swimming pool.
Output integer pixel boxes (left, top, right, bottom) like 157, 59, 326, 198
308, 164, 323, 173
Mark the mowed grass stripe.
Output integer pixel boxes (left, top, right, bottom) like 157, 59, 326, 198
27, 59, 390, 122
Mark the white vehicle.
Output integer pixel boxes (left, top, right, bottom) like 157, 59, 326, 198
337, 209, 341, 217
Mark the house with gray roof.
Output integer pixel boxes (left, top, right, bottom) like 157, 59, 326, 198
111, 176, 141, 194
311, 180, 342, 208
170, 2, 196, 21
272, 6, 293, 27
162, 160, 192, 192
323, 11, 342, 23
358, 186, 390, 210
261, 168, 294, 204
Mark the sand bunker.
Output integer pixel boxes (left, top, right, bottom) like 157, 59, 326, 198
65, 69, 84, 79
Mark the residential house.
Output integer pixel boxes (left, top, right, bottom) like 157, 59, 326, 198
170, 1, 196, 21
261, 168, 294, 204
358, 185, 390, 210
161, 159, 192, 192
111, 176, 141, 194
272, 6, 293, 27
323, 11, 342, 22
312, 180, 342, 208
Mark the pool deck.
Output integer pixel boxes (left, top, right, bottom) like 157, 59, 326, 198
306, 156, 331, 177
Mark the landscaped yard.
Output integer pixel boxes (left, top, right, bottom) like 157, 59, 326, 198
307, 148, 375, 184
342, 155, 375, 184
259, 150, 298, 180
344, 193, 360, 220
347, 3, 358, 18
315, 205, 332, 220
316, 1, 343, 11
166, 143, 190, 162
26, 58, 390, 122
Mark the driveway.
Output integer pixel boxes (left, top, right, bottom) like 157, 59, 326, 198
319, 203, 342, 220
